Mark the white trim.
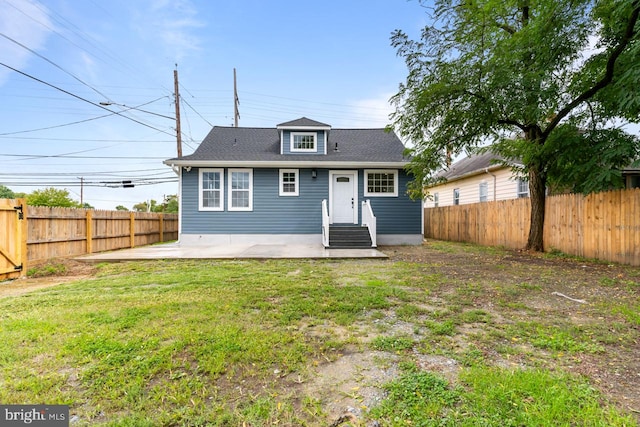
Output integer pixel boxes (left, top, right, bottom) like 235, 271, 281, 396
328, 170, 358, 224
364, 169, 398, 197
276, 125, 331, 131
199, 168, 224, 211
279, 169, 299, 196
178, 166, 183, 238
290, 132, 317, 152
228, 168, 253, 211
165, 160, 408, 168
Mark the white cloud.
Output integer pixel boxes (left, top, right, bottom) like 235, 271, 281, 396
0, 0, 53, 85
135, 0, 205, 62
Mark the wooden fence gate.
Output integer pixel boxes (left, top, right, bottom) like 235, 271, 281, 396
0, 198, 27, 280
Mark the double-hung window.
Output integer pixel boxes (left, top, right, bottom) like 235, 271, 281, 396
229, 169, 253, 211
517, 178, 529, 198
479, 182, 488, 202
453, 188, 460, 205
364, 170, 398, 197
433, 192, 439, 207
199, 168, 223, 211
279, 169, 299, 196
291, 133, 316, 152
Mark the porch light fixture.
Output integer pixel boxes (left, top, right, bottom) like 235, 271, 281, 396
311, 169, 317, 179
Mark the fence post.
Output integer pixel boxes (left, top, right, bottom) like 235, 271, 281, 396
19, 198, 28, 278
130, 212, 135, 248
86, 210, 93, 254
159, 213, 164, 242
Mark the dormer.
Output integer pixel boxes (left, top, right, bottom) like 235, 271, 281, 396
277, 117, 331, 155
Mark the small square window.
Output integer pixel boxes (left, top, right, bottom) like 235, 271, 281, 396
279, 169, 299, 196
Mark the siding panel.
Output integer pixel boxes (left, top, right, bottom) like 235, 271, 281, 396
182, 168, 422, 236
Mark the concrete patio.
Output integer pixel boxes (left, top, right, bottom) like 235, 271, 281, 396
76, 242, 388, 262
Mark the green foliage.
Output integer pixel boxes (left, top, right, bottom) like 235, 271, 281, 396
371, 366, 635, 426
26, 187, 82, 208
132, 195, 178, 213
393, 0, 640, 247
0, 184, 15, 198
115, 205, 129, 211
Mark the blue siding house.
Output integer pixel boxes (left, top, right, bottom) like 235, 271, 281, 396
164, 117, 423, 247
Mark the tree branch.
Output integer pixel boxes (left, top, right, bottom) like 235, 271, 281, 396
497, 23, 516, 34
498, 118, 527, 133
543, 3, 640, 138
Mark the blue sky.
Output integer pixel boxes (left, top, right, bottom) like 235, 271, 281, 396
0, 0, 427, 209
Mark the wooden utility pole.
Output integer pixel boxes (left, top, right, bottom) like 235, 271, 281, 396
79, 177, 84, 205
234, 68, 240, 127
174, 68, 183, 157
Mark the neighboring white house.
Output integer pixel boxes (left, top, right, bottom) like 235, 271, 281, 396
424, 151, 529, 208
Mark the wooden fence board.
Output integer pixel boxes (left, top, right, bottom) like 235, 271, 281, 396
22, 205, 178, 265
425, 189, 640, 266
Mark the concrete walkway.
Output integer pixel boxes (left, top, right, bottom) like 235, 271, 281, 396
76, 242, 388, 262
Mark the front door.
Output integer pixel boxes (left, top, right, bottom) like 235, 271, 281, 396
331, 171, 357, 223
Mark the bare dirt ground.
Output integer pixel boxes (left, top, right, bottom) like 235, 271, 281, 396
1, 244, 639, 425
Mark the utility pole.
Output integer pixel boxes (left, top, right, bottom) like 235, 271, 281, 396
79, 177, 84, 205
234, 68, 240, 127
174, 67, 183, 157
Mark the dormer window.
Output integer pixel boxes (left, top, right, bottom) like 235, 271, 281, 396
291, 132, 316, 152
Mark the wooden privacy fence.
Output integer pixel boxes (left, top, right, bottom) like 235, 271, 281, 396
0, 199, 178, 279
424, 188, 640, 266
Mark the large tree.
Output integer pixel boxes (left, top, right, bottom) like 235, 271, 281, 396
392, 0, 640, 251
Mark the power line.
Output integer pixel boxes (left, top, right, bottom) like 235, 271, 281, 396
0, 31, 111, 100
0, 61, 176, 137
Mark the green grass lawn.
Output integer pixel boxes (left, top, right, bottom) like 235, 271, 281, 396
1, 244, 638, 426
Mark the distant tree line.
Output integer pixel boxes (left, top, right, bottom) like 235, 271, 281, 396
0, 185, 178, 213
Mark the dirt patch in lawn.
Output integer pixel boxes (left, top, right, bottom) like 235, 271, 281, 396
0, 259, 97, 297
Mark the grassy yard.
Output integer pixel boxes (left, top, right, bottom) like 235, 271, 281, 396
1, 241, 639, 426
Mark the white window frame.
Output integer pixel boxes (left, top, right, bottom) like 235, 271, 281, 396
364, 169, 398, 197
453, 188, 460, 205
479, 181, 488, 202
228, 168, 253, 211
290, 132, 316, 152
517, 178, 529, 198
279, 169, 299, 196
433, 192, 439, 207
199, 168, 224, 211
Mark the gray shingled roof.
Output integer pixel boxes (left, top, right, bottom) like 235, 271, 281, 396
277, 117, 330, 128
167, 124, 408, 164
437, 151, 507, 181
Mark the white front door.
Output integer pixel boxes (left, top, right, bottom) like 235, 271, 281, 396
330, 171, 357, 224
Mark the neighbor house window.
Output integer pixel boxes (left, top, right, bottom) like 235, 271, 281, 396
279, 169, 299, 196
228, 169, 253, 211
291, 132, 316, 152
199, 168, 224, 211
364, 170, 398, 196
433, 192, 439, 207
479, 182, 488, 202
517, 178, 529, 198
453, 188, 460, 205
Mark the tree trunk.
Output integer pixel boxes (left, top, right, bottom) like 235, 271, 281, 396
526, 165, 546, 251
